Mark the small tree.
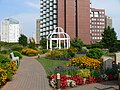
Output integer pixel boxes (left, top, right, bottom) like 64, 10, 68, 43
71, 38, 83, 51
18, 34, 28, 46
29, 37, 35, 49
40, 38, 47, 49
101, 26, 117, 49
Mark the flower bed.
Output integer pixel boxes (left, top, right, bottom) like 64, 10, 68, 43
21, 48, 38, 56
0, 55, 17, 87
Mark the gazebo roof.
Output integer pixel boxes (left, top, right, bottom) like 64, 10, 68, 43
47, 27, 70, 39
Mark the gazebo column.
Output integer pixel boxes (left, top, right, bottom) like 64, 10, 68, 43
47, 39, 48, 49
68, 39, 70, 48
50, 39, 52, 50
59, 40, 61, 49
67, 39, 69, 49
57, 40, 58, 48
64, 40, 66, 49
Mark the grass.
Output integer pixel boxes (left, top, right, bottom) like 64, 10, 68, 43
37, 57, 69, 74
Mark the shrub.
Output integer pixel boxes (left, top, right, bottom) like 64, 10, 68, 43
0, 50, 11, 54
68, 56, 101, 70
10, 44, 23, 52
46, 48, 76, 60
0, 55, 10, 63
71, 38, 83, 51
91, 70, 101, 78
0, 67, 7, 86
86, 48, 103, 59
77, 69, 91, 78
48, 66, 79, 77
21, 48, 39, 56
12, 51, 22, 59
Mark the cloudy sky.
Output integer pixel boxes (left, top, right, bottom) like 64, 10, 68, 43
0, 0, 120, 39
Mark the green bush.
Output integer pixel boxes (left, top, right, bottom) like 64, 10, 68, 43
10, 44, 23, 52
86, 48, 103, 59
77, 69, 91, 78
0, 50, 11, 54
71, 38, 83, 51
91, 70, 101, 78
46, 49, 76, 59
109, 47, 118, 53
0, 55, 10, 63
12, 51, 22, 59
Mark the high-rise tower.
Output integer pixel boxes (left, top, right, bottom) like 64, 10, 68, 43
40, 0, 91, 44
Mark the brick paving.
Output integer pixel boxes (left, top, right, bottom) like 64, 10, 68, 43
1, 56, 51, 90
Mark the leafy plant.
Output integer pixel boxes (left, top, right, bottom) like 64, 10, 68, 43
86, 48, 103, 59
71, 38, 83, 51
12, 51, 22, 59
77, 69, 91, 78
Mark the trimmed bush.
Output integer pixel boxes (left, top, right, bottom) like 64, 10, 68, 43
86, 48, 103, 59
12, 51, 22, 59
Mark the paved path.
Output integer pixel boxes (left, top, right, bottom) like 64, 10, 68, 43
70, 80, 119, 90
1, 56, 50, 90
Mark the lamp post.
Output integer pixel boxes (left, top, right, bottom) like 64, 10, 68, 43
57, 73, 60, 90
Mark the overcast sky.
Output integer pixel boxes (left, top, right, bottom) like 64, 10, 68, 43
0, 0, 120, 39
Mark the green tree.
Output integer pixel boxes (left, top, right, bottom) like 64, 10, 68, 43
101, 26, 117, 49
29, 37, 35, 49
40, 38, 47, 49
18, 34, 28, 46
71, 38, 83, 51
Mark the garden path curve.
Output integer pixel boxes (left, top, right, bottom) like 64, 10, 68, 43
1, 56, 51, 90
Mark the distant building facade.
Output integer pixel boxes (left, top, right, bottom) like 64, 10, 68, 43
105, 16, 112, 28
40, 0, 91, 44
1, 18, 20, 43
36, 19, 40, 44
90, 8, 105, 44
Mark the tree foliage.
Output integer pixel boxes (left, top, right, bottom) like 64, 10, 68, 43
40, 38, 47, 49
18, 34, 28, 46
71, 38, 83, 51
29, 37, 35, 49
101, 26, 117, 49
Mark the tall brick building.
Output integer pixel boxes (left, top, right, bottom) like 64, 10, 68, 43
40, 0, 91, 44
90, 8, 105, 44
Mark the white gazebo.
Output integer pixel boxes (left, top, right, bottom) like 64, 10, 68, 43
47, 27, 70, 50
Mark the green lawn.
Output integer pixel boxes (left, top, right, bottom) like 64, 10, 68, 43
37, 57, 69, 74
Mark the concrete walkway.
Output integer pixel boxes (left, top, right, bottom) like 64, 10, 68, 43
70, 80, 119, 90
1, 56, 50, 90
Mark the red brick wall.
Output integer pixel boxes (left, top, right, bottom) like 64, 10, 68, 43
77, 0, 90, 44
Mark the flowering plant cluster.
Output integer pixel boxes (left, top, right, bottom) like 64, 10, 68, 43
48, 66, 79, 77
68, 56, 101, 70
49, 74, 103, 89
46, 48, 77, 60
0, 67, 7, 86
21, 48, 38, 56
0, 55, 17, 87
0, 61, 17, 87
49, 74, 83, 89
